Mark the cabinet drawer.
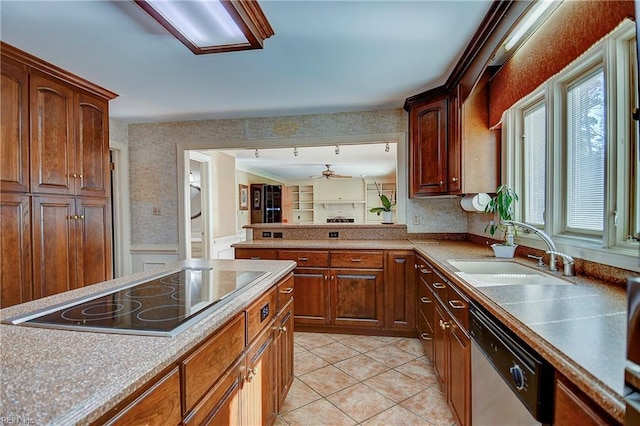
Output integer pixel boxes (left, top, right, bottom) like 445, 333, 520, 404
235, 248, 277, 260
182, 313, 245, 412
430, 269, 448, 302
446, 284, 469, 329
277, 274, 295, 311
246, 285, 278, 344
279, 250, 329, 267
418, 281, 434, 318
330, 251, 383, 268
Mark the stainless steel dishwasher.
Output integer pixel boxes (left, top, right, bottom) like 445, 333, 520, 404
470, 304, 554, 425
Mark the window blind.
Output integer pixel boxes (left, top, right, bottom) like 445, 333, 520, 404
566, 69, 605, 232
523, 103, 546, 226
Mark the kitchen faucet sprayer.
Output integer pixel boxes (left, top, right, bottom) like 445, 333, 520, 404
501, 220, 559, 272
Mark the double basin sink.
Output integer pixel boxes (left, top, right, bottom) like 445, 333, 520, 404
448, 260, 571, 287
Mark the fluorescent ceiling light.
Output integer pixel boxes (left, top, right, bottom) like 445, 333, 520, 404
135, 0, 274, 55
504, 0, 555, 51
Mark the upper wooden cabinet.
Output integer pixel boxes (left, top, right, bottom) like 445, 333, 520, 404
1, 56, 29, 193
30, 74, 110, 197
409, 96, 453, 197
406, 75, 498, 197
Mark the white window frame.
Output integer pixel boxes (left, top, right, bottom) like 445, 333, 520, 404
503, 20, 639, 272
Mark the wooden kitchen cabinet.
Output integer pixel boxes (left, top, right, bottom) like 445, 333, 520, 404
278, 250, 330, 325
236, 247, 416, 336
275, 298, 294, 411
419, 257, 471, 426
415, 256, 435, 356
31, 195, 112, 299
331, 268, 384, 328
0, 193, 32, 306
405, 71, 498, 197
384, 250, 416, 331
0, 42, 116, 308
408, 95, 454, 197
1, 55, 29, 193
107, 366, 182, 426
554, 374, 620, 426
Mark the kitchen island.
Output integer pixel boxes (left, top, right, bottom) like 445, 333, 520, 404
0, 258, 296, 425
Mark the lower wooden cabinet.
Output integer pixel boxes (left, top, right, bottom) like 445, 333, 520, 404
107, 367, 182, 426
276, 298, 295, 410
0, 193, 32, 307
554, 374, 620, 426
290, 267, 330, 325
243, 318, 278, 426
236, 248, 416, 336
419, 258, 470, 426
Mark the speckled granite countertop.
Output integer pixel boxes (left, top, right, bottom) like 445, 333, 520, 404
0, 258, 296, 425
233, 239, 418, 250
411, 240, 628, 423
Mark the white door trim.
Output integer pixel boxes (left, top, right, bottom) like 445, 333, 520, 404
109, 140, 132, 277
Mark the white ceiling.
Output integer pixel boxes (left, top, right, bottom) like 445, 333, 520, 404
1, 0, 493, 180
1, 0, 493, 124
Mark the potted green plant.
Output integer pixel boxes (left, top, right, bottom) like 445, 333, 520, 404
369, 182, 396, 224
484, 184, 519, 258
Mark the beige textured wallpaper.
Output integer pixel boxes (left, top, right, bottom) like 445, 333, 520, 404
127, 108, 470, 245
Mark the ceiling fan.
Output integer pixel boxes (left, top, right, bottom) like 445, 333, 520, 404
310, 164, 352, 179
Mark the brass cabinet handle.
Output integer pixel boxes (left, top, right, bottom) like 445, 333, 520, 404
78, 215, 84, 220
420, 296, 431, 304
439, 319, 450, 330
449, 300, 465, 309
439, 180, 444, 186
432, 282, 446, 289
250, 257, 261, 260
451, 177, 458, 183
298, 257, 309, 261
420, 332, 433, 341
280, 288, 294, 294
71, 173, 78, 178
350, 258, 362, 262
246, 367, 259, 382
420, 268, 431, 274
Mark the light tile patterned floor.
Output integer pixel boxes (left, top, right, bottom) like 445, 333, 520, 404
276, 332, 456, 426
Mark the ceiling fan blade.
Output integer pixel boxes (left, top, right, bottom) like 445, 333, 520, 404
333, 174, 352, 178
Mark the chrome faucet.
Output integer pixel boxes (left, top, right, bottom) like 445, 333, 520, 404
501, 220, 560, 272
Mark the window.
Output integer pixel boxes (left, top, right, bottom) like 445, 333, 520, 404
565, 68, 605, 234
522, 101, 546, 226
504, 20, 638, 270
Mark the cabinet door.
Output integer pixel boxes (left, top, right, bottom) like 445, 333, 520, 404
32, 196, 77, 298
234, 248, 277, 260
448, 320, 470, 426
107, 367, 181, 426
244, 325, 277, 426
331, 268, 384, 328
76, 92, 109, 197
433, 303, 448, 390
0, 193, 32, 307
184, 358, 243, 426
76, 197, 112, 287
384, 251, 416, 331
292, 267, 330, 325
276, 299, 295, 411
409, 97, 448, 197
30, 73, 75, 195
1, 56, 29, 193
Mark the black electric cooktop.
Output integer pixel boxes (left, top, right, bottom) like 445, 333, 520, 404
2, 268, 269, 337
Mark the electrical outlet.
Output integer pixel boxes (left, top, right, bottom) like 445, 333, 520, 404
262, 232, 272, 238
273, 232, 283, 238
412, 214, 420, 225
153, 207, 161, 215
329, 232, 339, 238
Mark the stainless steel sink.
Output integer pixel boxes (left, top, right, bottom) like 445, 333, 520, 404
448, 260, 571, 287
